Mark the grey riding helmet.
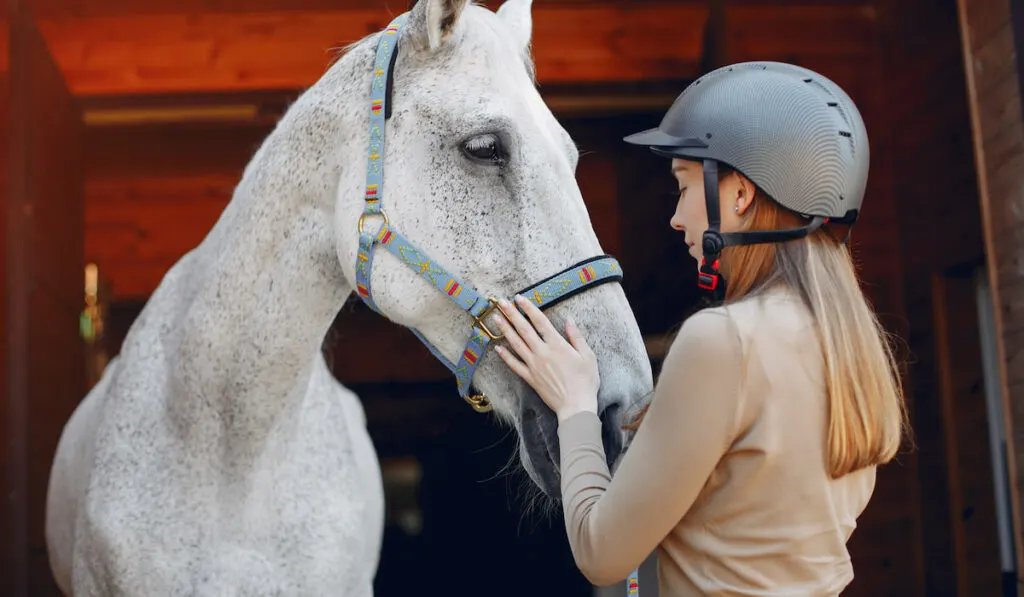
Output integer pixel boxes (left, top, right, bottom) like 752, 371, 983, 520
624, 61, 869, 298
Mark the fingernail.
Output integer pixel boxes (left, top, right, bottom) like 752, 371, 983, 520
515, 295, 526, 303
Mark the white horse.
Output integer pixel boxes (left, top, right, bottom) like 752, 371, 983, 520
45, 0, 654, 594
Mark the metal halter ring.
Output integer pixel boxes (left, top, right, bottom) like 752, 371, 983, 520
357, 209, 390, 235
464, 393, 492, 413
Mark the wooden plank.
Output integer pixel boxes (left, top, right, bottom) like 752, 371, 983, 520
972, 22, 1018, 97
726, 4, 878, 60
37, 3, 709, 95
6, 3, 84, 596
30, 3, 882, 97
932, 273, 1004, 596
0, 10, 9, 597
24, 0, 860, 19
867, 0, 1001, 593
27, 0, 391, 17
957, 0, 1024, 583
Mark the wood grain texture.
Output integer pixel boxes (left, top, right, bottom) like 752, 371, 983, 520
37, 3, 709, 95
5, 3, 84, 596
27, 2, 881, 96
957, 0, 1024, 585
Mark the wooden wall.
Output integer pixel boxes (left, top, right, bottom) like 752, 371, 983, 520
42, 1, 1017, 595
959, 0, 1024, 592
876, 1, 1005, 596
1, 9, 10, 594
4, 4, 85, 597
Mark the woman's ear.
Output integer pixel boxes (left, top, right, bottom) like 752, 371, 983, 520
734, 173, 757, 216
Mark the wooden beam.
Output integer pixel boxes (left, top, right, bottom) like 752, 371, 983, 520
26, 0, 390, 17
5, 3, 86, 596
957, 0, 1024, 588
36, 3, 878, 97
38, 3, 708, 96
699, 0, 728, 73
933, 269, 1006, 596
24, 0, 877, 19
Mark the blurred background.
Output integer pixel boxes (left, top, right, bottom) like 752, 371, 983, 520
3, 0, 1024, 596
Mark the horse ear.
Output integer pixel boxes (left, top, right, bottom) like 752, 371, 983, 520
407, 0, 470, 51
496, 0, 533, 52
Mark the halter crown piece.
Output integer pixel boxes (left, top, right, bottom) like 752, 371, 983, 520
354, 14, 639, 595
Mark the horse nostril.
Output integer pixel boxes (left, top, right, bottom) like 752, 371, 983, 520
599, 404, 625, 470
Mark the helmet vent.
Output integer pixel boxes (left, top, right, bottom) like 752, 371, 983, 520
838, 130, 856, 158
825, 98, 853, 129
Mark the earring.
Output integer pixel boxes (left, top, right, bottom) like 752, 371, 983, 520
734, 205, 740, 213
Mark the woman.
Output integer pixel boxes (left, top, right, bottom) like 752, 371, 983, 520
491, 61, 910, 595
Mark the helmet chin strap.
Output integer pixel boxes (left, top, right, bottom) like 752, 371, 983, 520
698, 160, 728, 301
697, 158, 829, 302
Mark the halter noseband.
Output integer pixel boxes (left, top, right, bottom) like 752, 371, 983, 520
353, 13, 623, 413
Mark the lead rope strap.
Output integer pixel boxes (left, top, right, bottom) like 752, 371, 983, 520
627, 568, 640, 595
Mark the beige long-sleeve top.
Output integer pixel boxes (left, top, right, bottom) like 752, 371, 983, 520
559, 286, 877, 596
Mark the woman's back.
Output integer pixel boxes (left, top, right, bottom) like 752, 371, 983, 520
665, 285, 876, 595
557, 283, 879, 596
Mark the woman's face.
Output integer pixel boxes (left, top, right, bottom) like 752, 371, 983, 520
669, 159, 755, 266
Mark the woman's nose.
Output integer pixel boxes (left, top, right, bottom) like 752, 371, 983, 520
670, 213, 685, 231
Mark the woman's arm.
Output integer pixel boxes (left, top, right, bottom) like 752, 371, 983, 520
558, 308, 749, 585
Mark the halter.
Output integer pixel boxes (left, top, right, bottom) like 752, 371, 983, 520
354, 13, 642, 595
353, 13, 622, 413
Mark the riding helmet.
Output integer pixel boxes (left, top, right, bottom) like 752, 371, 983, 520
623, 61, 869, 298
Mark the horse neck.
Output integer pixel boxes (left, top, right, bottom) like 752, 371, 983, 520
165, 49, 372, 460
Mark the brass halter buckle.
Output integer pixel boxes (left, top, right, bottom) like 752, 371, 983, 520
472, 297, 504, 341
464, 393, 493, 413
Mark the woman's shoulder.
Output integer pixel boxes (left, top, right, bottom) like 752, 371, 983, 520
670, 285, 812, 361
664, 305, 744, 370
718, 285, 812, 337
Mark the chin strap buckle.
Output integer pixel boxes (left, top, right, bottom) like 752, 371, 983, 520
697, 258, 721, 291
698, 229, 726, 297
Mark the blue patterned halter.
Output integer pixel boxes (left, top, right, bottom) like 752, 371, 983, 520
353, 13, 642, 596
354, 13, 623, 413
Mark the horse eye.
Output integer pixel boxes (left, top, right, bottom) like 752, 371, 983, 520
462, 133, 507, 166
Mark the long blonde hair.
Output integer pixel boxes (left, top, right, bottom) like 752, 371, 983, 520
629, 167, 910, 479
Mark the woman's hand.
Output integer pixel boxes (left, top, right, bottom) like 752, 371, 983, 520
493, 295, 600, 424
